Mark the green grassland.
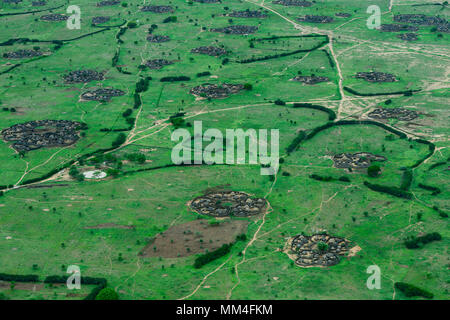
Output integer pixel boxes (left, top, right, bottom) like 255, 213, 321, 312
0, 0, 448, 300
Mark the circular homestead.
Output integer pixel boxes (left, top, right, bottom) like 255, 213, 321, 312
63, 70, 105, 84
191, 46, 227, 57
272, 0, 312, 7
332, 152, 386, 170
335, 12, 351, 18
380, 24, 418, 32
210, 25, 258, 35
83, 170, 107, 180
394, 14, 448, 31
190, 83, 244, 99
96, 0, 120, 6
291, 75, 330, 85
1, 120, 85, 152
227, 10, 268, 19
80, 88, 125, 102
368, 107, 418, 121
189, 191, 267, 217
355, 71, 397, 83
144, 59, 174, 70
287, 234, 351, 267
193, 0, 220, 3
297, 15, 334, 23
140, 5, 174, 13
92, 16, 111, 25
40, 14, 68, 22
3, 49, 43, 59
146, 35, 170, 43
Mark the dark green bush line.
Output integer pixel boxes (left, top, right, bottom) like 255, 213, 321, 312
418, 183, 441, 195
44, 275, 107, 286
428, 159, 448, 170
160, 76, 191, 82
122, 162, 231, 178
0, 63, 21, 75
133, 92, 142, 109
112, 133, 126, 148
60, 28, 112, 42
310, 174, 350, 182
0, 4, 65, 17
292, 103, 336, 121
364, 181, 413, 199
286, 119, 410, 155
286, 130, 306, 154
0, 28, 114, 46
135, 77, 151, 93
313, 120, 407, 139
321, 49, 335, 68
344, 86, 420, 97
0, 38, 57, 46
85, 283, 107, 300
43, 275, 107, 300
404, 232, 442, 249
400, 169, 413, 190
238, 42, 328, 64
0, 273, 39, 283
100, 127, 132, 132
394, 282, 433, 299
251, 34, 327, 42
239, 36, 329, 64
409, 139, 435, 169
194, 243, 233, 269
112, 49, 119, 67
432, 206, 448, 218
196, 71, 211, 77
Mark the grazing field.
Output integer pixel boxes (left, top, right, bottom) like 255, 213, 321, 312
0, 0, 448, 300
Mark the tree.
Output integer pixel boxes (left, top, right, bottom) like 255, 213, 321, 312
95, 287, 119, 300
112, 133, 126, 148
367, 165, 381, 177
317, 242, 328, 252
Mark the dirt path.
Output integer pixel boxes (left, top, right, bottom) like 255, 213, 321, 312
226, 177, 276, 299
178, 255, 233, 300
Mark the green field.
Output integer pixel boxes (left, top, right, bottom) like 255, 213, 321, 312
0, 0, 448, 300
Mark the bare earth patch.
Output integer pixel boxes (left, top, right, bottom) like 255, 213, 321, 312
140, 219, 249, 258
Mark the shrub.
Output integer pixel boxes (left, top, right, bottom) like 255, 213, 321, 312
170, 116, 185, 128
122, 108, 132, 118
293, 103, 336, 121
95, 287, 119, 300
317, 242, 328, 252
418, 183, 441, 195
364, 181, 412, 199
163, 16, 177, 23
194, 243, 233, 268
243, 83, 253, 90
394, 282, 433, 299
274, 99, 285, 106
112, 133, 126, 148
367, 165, 381, 177
405, 232, 442, 249
160, 76, 190, 82
400, 169, 413, 190
0, 273, 39, 282
196, 71, 211, 77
